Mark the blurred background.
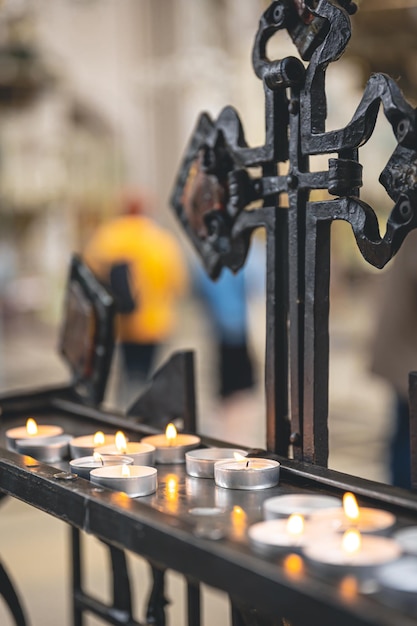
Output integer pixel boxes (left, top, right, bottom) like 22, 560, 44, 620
1, 1, 417, 622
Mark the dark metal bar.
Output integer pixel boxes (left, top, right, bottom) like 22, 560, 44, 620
409, 371, 417, 490
0, 560, 28, 626
71, 526, 84, 626
186, 580, 201, 626
146, 566, 168, 626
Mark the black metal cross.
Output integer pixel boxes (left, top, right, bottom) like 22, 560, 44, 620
171, 0, 417, 466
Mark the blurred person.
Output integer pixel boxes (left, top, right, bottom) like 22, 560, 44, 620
193, 238, 265, 402
83, 190, 188, 408
370, 229, 417, 489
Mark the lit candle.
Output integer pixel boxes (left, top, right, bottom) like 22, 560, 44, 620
141, 424, 200, 464
248, 514, 312, 550
69, 431, 115, 459
96, 431, 156, 466
185, 447, 248, 479
214, 457, 280, 490
303, 528, 402, 568
309, 491, 395, 532
90, 464, 157, 497
6, 418, 63, 451
69, 453, 134, 479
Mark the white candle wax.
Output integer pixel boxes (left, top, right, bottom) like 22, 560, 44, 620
303, 534, 402, 568
95, 442, 155, 466
69, 454, 134, 479
90, 465, 157, 497
214, 458, 280, 490
186, 447, 248, 478
141, 433, 200, 464
249, 518, 318, 550
308, 505, 395, 533
6, 424, 63, 451
263, 494, 341, 520
69, 433, 116, 459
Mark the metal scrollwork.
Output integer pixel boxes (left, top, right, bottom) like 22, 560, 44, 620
171, 0, 417, 462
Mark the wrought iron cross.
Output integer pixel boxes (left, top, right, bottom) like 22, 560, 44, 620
171, 0, 417, 466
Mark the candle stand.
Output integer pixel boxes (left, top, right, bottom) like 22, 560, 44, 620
2, 2, 417, 625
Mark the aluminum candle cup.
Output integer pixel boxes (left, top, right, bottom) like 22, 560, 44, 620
96, 442, 156, 466
186, 448, 248, 478
15, 434, 72, 463
6, 424, 63, 451
90, 465, 157, 497
69, 455, 134, 479
214, 458, 280, 490
263, 494, 341, 520
249, 518, 318, 551
303, 534, 402, 569
141, 433, 200, 464
70, 433, 115, 459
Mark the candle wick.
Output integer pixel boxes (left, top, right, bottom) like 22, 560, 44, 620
246, 460, 250, 468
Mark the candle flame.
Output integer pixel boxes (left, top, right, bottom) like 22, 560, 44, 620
341, 528, 362, 555
122, 464, 130, 477
93, 431, 105, 445
343, 492, 360, 523
233, 452, 246, 461
93, 452, 103, 464
286, 514, 305, 538
115, 431, 127, 454
165, 423, 177, 445
26, 418, 38, 435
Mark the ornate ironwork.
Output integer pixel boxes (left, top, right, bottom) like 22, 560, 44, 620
171, 0, 417, 466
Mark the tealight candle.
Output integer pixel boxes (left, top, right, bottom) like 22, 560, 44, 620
6, 418, 63, 451
141, 423, 200, 464
214, 457, 280, 490
308, 491, 395, 533
15, 434, 73, 463
377, 556, 417, 593
249, 514, 316, 550
303, 528, 402, 568
69, 453, 134, 479
69, 431, 116, 459
95, 431, 155, 466
90, 464, 157, 497
263, 494, 341, 520
186, 447, 248, 479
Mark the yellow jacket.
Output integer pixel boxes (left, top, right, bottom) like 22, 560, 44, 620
83, 215, 188, 343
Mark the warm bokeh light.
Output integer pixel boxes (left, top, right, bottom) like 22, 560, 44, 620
286, 514, 305, 538
93, 452, 103, 464
165, 423, 177, 445
343, 492, 360, 522
339, 575, 359, 601
115, 431, 128, 453
231, 506, 247, 540
93, 431, 105, 445
233, 452, 246, 461
122, 464, 131, 477
165, 474, 179, 499
283, 554, 305, 580
342, 528, 362, 555
26, 418, 38, 435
